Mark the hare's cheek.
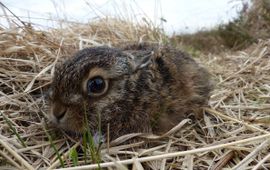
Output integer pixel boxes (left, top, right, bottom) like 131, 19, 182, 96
66, 110, 84, 128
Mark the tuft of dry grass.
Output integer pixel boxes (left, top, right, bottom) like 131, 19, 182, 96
1, 7, 270, 170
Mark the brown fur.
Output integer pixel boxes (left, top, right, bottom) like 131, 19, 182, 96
48, 43, 213, 139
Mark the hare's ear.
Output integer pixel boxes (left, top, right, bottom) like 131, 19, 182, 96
126, 52, 153, 72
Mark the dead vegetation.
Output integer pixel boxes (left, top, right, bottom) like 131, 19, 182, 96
1, 1, 270, 170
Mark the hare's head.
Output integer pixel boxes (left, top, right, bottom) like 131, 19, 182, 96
48, 46, 152, 135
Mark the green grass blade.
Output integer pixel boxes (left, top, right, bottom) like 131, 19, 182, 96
43, 123, 65, 168
0, 111, 27, 148
69, 147, 78, 166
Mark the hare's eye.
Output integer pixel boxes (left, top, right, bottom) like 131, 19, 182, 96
87, 76, 107, 96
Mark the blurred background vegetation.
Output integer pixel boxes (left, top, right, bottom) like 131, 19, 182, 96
172, 0, 270, 54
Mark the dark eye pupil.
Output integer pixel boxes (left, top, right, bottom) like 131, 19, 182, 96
87, 77, 106, 94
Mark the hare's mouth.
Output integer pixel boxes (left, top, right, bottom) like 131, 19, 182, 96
49, 115, 85, 135
60, 121, 85, 134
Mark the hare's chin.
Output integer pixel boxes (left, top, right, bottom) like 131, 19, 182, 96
60, 123, 85, 133
63, 129, 84, 137
49, 118, 84, 135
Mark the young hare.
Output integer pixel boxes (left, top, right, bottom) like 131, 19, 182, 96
48, 43, 212, 139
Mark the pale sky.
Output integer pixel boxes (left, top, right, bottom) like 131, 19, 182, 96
0, 0, 249, 35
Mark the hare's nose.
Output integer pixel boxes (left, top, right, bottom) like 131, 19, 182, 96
53, 108, 67, 121
53, 108, 67, 122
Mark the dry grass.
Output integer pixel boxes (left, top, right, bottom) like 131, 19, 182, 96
1, 10, 270, 170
